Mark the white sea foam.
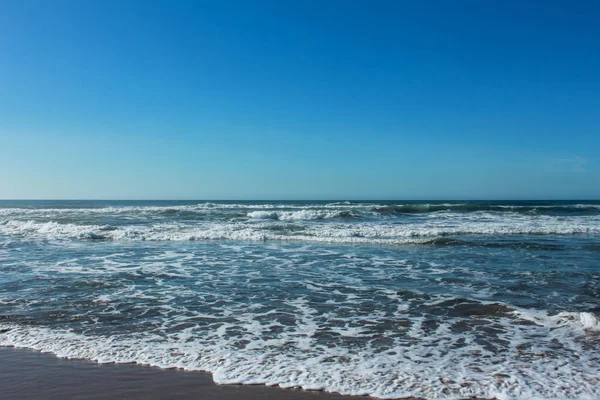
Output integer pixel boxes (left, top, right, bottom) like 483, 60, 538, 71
3, 201, 600, 399
1, 304, 599, 400
2, 217, 600, 244
247, 209, 355, 221
512, 309, 600, 333
2, 234, 600, 400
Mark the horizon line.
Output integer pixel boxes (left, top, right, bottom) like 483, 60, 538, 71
1, 198, 599, 202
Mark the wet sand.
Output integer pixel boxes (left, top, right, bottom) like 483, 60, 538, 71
0, 346, 387, 400
0, 346, 501, 400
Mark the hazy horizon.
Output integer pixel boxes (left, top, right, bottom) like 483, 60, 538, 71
2, 198, 600, 202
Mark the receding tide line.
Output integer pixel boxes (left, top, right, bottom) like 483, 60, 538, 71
0, 346, 499, 400
2, 316, 600, 400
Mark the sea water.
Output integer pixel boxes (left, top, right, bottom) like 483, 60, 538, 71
0, 200, 599, 399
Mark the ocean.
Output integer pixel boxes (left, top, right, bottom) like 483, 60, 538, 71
0, 200, 599, 399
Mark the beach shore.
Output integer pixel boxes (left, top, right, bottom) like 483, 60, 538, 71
0, 346, 390, 400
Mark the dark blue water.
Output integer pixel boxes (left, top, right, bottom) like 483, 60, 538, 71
1, 201, 599, 399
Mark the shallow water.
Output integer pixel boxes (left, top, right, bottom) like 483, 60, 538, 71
1, 200, 599, 399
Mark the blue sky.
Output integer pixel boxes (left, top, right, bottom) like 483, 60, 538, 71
1, 0, 599, 199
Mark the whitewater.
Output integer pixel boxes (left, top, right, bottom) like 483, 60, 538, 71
1, 200, 599, 399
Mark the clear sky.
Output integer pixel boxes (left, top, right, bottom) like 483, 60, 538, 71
1, 0, 599, 200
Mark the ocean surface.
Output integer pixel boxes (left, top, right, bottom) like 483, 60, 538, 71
1, 200, 599, 400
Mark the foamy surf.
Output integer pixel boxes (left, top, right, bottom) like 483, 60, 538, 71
1, 216, 599, 244
1, 304, 599, 400
1, 200, 599, 400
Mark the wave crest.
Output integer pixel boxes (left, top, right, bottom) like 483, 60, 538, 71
1, 218, 600, 244
247, 210, 357, 221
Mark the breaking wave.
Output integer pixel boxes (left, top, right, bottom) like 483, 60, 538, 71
1, 218, 600, 244
246, 210, 357, 221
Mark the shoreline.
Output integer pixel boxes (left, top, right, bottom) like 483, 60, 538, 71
0, 345, 501, 400
0, 346, 399, 400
